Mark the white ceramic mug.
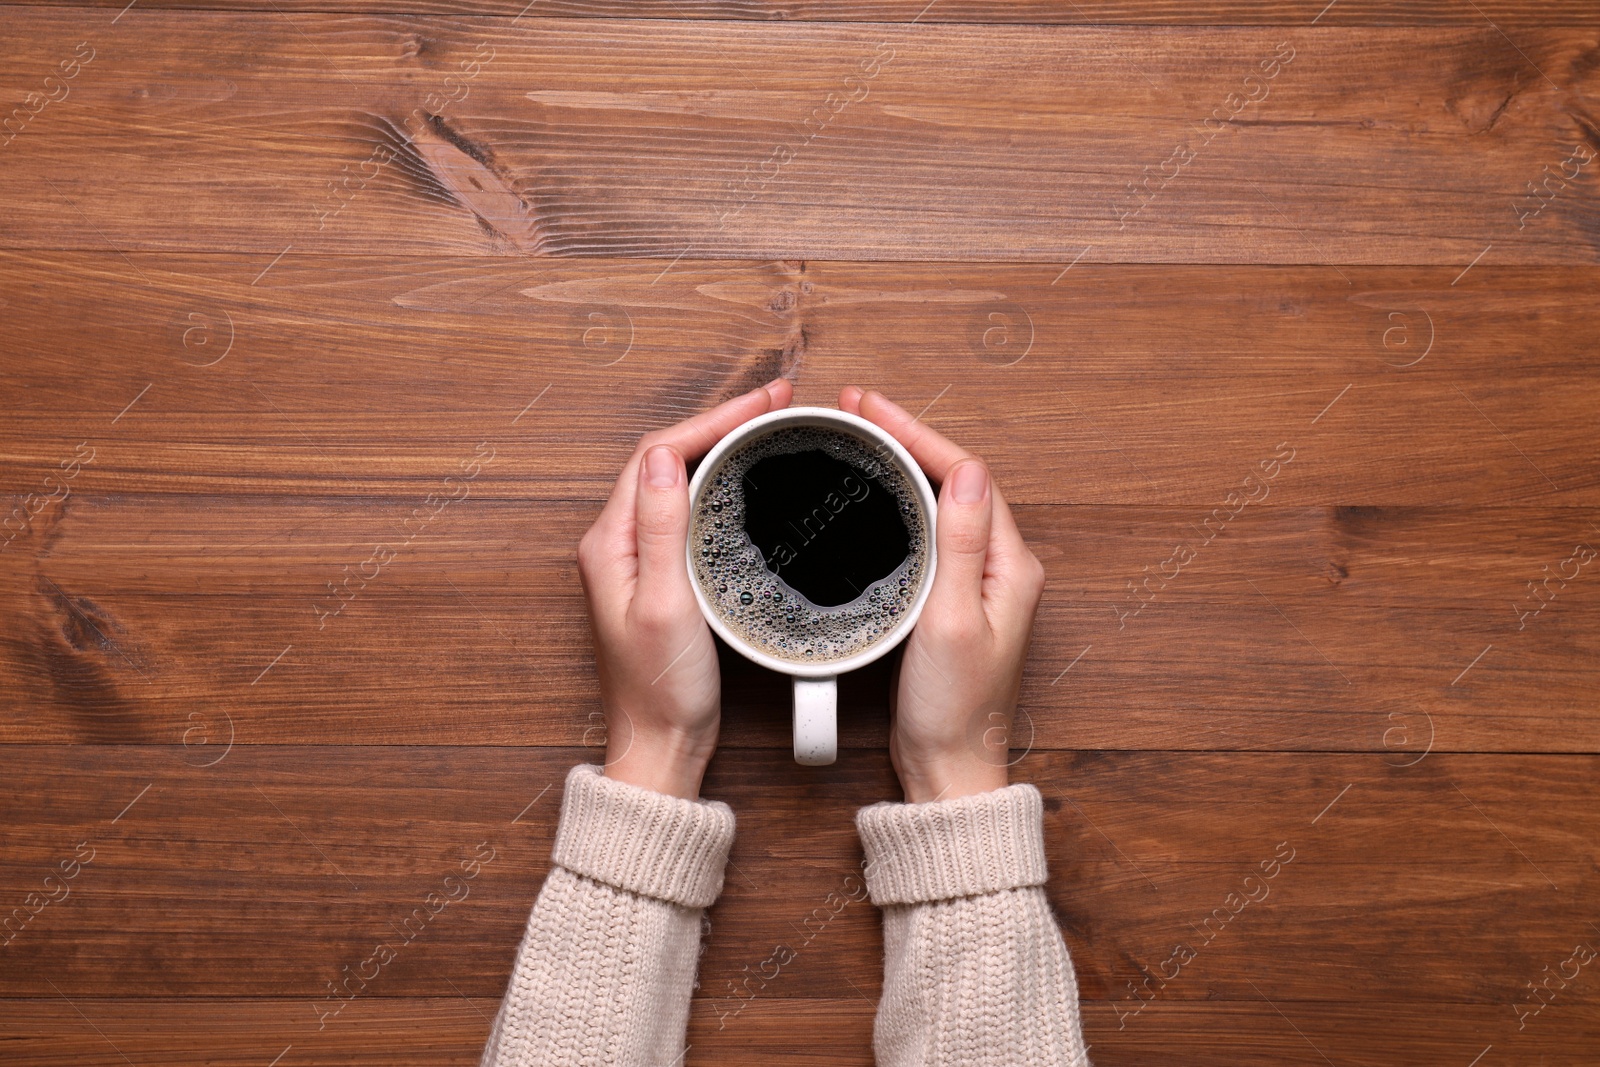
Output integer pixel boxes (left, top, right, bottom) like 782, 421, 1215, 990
686, 406, 938, 766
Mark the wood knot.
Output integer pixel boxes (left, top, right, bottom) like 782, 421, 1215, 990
401, 113, 541, 252
1333, 505, 1381, 526
42, 580, 124, 656
1445, 57, 1520, 136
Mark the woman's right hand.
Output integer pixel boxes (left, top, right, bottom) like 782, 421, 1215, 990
577, 377, 793, 799
841, 387, 1047, 803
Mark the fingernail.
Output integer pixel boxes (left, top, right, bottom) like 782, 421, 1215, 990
644, 445, 679, 488
764, 376, 786, 391
951, 461, 987, 504
841, 385, 863, 404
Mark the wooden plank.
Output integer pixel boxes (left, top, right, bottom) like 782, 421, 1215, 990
7, 0, 1600, 25
0, 747, 1594, 1018
0, 998, 512, 1067
3, 498, 1597, 750
2, 256, 1597, 505
2, 16, 1596, 261
0, 998, 1594, 1067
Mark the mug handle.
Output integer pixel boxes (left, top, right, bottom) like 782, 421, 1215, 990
792, 676, 837, 766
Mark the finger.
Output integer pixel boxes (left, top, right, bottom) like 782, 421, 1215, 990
658, 375, 794, 464
852, 387, 1029, 561
855, 388, 973, 481
632, 444, 695, 606
840, 384, 864, 413
887, 645, 903, 720
927, 459, 993, 617
599, 376, 793, 532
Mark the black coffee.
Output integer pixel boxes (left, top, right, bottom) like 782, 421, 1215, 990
741, 449, 911, 607
691, 426, 929, 664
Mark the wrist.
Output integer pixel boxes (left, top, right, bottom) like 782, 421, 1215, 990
603, 723, 717, 800
893, 752, 1008, 804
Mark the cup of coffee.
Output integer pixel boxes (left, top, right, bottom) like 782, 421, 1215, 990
686, 407, 938, 766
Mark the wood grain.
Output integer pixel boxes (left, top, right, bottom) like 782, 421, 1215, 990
1, 747, 1594, 1008
2, 257, 1597, 504
3, 498, 1597, 751
2, 15, 1596, 260
9, 0, 1600, 25
1, 999, 1597, 1067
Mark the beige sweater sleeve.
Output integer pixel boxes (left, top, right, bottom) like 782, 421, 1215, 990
856, 783, 1091, 1067
479, 762, 735, 1067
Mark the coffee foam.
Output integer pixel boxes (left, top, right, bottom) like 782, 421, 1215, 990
691, 425, 929, 664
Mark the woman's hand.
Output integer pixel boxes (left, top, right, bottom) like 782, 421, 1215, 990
841, 386, 1046, 803
578, 377, 794, 799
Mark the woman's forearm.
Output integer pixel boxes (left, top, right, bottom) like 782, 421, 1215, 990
480, 763, 734, 1067
858, 783, 1090, 1066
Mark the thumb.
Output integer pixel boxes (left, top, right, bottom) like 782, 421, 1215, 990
928, 459, 992, 613
633, 444, 694, 603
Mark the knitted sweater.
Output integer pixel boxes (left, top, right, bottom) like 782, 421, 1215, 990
479, 763, 1089, 1066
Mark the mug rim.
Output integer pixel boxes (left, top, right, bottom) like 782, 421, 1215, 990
684, 405, 939, 678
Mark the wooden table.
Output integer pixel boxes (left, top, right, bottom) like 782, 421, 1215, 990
2, 2, 1597, 1063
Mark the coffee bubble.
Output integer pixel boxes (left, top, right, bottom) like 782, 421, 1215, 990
692, 426, 929, 664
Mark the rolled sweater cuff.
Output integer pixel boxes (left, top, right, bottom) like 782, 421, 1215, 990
550, 763, 735, 909
856, 783, 1049, 906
